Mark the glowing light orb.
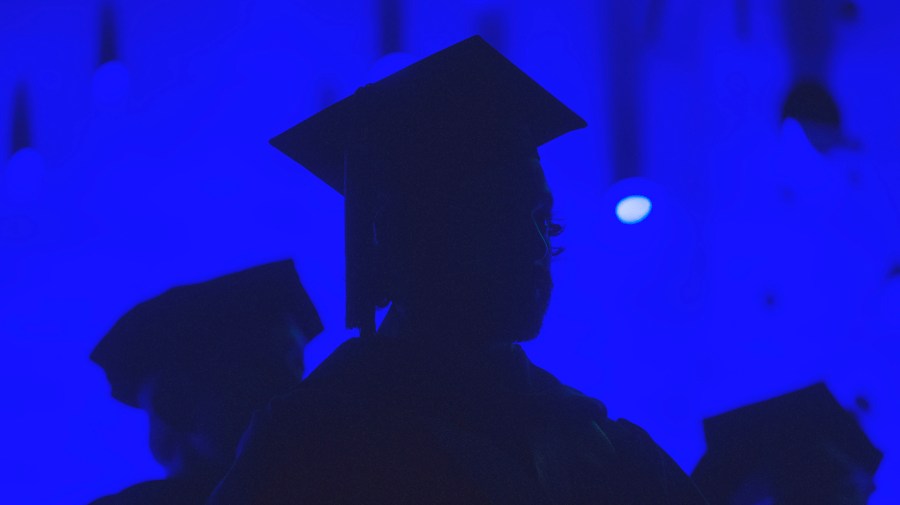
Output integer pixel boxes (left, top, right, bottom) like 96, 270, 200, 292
615, 195, 652, 224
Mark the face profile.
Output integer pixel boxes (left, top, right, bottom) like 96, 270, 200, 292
452, 155, 557, 344
375, 152, 557, 344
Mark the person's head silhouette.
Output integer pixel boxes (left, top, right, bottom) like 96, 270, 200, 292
271, 35, 585, 345
206, 36, 709, 505
91, 260, 322, 480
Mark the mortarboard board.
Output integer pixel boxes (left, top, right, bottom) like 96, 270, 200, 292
90, 260, 323, 425
269, 35, 586, 335
692, 383, 883, 503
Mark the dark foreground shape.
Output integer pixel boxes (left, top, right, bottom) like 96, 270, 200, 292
692, 382, 882, 505
89, 260, 322, 505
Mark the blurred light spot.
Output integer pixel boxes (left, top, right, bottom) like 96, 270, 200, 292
616, 195, 652, 224
366, 52, 415, 83
3, 147, 45, 206
92, 61, 129, 106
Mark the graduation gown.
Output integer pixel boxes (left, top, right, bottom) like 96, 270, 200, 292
208, 335, 707, 505
89, 477, 215, 505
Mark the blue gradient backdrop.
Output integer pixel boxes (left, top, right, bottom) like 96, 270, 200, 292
1, 1, 898, 503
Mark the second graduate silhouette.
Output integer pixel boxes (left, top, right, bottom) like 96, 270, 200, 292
89, 261, 322, 505
209, 36, 707, 505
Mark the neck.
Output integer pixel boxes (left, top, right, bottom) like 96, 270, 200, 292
377, 303, 513, 352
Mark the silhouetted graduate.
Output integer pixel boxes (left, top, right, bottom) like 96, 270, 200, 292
208, 36, 707, 505
88, 260, 322, 505
692, 383, 882, 505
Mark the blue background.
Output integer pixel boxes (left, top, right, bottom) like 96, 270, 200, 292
1, 1, 898, 503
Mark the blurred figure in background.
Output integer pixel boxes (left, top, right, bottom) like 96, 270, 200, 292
88, 260, 322, 505
692, 382, 882, 505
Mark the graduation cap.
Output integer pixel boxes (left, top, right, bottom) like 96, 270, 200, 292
692, 383, 883, 504
91, 260, 323, 426
270, 35, 586, 336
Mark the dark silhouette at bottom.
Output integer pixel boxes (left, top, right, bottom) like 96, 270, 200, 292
692, 383, 883, 505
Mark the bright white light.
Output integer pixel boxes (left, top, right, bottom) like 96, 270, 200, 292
615, 195, 652, 224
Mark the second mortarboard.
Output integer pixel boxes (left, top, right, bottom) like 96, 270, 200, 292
692, 383, 882, 504
90, 259, 323, 425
